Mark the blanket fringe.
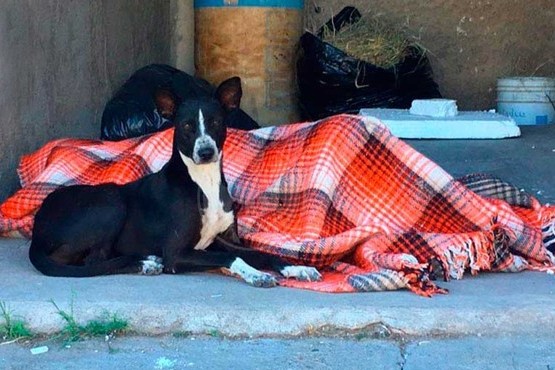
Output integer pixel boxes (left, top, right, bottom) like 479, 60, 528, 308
540, 206, 555, 253
428, 230, 496, 281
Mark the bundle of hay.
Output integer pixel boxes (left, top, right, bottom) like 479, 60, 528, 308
320, 16, 419, 69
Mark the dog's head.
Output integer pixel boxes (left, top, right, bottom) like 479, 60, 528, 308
154, 76, 260, 132
157, 77, 242, 165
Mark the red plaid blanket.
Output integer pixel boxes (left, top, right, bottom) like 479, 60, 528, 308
2, 115, 554, 295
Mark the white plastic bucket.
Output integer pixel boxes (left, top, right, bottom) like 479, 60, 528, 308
497, 77, 555, 125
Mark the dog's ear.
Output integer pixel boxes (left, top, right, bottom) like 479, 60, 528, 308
154, 89, 177, 119
215, 77, 242, 112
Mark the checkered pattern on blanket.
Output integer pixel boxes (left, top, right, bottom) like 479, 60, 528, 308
1, 115, 554, 296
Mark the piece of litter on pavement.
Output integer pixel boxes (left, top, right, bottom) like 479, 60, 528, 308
155, 356, 177, 369
30, 346, 49, 355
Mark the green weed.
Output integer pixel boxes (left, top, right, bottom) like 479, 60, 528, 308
50, 299, 128, 342
0, 301, 32, 341
172, 330, 193, 338
208, 329, 222, 338
81, 315, 128, 337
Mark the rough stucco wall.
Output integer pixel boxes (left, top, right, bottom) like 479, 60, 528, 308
170, 0, 195, 74
305, 0, 555, 111
0, 0, 171, 202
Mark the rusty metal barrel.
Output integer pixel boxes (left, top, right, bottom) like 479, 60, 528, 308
194, 0, 304, 126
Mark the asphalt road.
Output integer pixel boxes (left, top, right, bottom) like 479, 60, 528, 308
2, 335, 555, 370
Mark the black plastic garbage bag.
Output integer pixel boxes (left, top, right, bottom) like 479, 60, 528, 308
297, 7, 442, 120
101, 64, 259, 141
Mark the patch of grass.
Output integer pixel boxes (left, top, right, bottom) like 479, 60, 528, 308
81, 315, 128, 337
173, 330, 193, 338
50, 299, 81, 342
0, 301, 32, 341
50, 299, 128, 342
208, 329, 222, 338
354, 332, 371, 341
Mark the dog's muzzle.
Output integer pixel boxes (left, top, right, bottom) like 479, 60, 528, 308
196, 146, 217, 163
192, 130, 220, 164
193, 141, 219, 164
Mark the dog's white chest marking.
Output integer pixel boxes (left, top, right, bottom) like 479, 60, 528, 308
179, 152, 234, 250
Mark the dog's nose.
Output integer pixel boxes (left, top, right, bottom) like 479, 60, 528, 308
197, 147, 215, 161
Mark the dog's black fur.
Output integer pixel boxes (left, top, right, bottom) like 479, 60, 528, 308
29, 77, 321, 287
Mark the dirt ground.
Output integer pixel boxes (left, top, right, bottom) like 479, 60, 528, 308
304, 0, 555, 111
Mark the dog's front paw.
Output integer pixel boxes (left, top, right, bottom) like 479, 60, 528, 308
140, 256, 164, 275
246, 272, 278, 288
280, 266, 322, 282
227, 257, 277, 288
146, 255, 163, 265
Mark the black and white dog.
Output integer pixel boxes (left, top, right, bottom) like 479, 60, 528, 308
29, 77, 321, 287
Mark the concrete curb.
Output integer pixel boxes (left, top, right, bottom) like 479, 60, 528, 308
3, 239, 555, 339
10, 300, 555, 338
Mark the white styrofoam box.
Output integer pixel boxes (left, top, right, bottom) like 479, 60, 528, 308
409, 99, 459, 118
359, 108, 520, 139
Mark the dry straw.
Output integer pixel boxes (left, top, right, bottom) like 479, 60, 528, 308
320, 16, 419, 69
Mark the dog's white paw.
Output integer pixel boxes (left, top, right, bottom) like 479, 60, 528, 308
146, 255, 163, 264
140, 256, 164, 275
228, 257, 277, 288
280, 265, 322, 282
246, 272, 278, 288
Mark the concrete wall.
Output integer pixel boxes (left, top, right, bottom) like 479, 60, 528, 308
305, 0, 555, 111
0, 0, 173, 202
170, 0, 195, 74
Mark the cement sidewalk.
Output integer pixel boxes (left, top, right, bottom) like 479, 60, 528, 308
1, 124, 554, 338
2, 237, 555, 337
